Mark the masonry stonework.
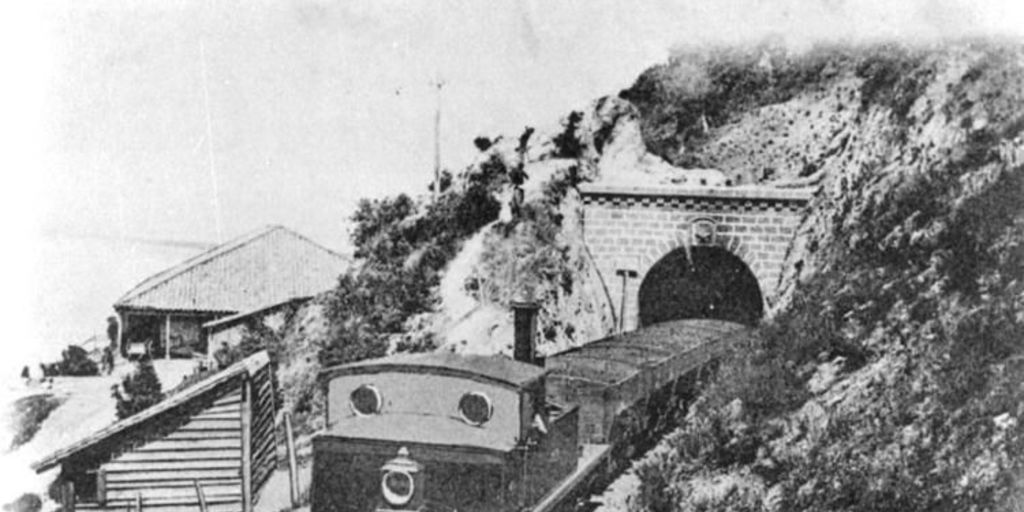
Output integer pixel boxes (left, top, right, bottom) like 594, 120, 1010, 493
580, 184, 812, 331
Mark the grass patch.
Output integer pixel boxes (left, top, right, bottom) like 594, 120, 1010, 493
7, 394, 63, 450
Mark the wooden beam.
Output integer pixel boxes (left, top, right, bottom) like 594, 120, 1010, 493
117, 313, 127, 359
240, 378, 253, 512
96, 468, 106, 505
285, 412, 299, 507
194, 480, 209, 512
60, 480, 75, 512
164, 315, 171, 359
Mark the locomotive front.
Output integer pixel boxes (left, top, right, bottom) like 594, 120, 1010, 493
311, 352, 579, 512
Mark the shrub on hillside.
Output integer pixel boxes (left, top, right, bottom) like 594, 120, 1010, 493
350, 194, 417, 260
3, 493, 42, 512
320, 166, 502, 367
111, 358, 163, 420
628, 41, 1024, 512
320, 272, 392, 367
619, 40, 943, 163
552, 111, 584, 158
42, 345, 99, 377
232, 321, 286, 410
8, 394, 63, 450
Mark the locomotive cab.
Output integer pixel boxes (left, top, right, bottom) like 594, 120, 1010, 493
312, 352, 579, 512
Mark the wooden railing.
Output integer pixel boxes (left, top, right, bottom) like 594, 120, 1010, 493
166, 360, 219, 396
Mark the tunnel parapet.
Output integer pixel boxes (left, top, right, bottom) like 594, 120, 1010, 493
579, 183, 812, 330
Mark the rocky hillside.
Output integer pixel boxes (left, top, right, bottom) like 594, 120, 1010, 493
608, 39, 1024, 511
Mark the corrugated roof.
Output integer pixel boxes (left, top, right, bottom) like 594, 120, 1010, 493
202, 296, 311, 332
321, 352, 546, 390
115, 225, 348, 313
32, 351, 270, 473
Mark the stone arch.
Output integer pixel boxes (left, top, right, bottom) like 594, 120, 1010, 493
635, 236, 764, 326
636, 232, 762, 289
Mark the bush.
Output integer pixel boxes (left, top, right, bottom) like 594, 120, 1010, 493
43, 345, 99, 377
552, 111, 584, 158
854, 43, 931, 121
234, 321, 286, 410
320, 272, 391, 367
320, 165, 503, 366
8, 394, 63, 450
3, 494, 41, 512
618, 40, 938, 162
112, 358, 163, 420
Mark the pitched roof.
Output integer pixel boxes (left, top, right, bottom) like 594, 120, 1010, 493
32, 351, 270, 473
321, 352, 547, 390
115, 225, 348, 313
202, 296, 311, 332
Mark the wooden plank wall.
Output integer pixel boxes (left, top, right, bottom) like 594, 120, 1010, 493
69, 365, 278, 512
249, 364, 277, 494
79, 389, 245, 512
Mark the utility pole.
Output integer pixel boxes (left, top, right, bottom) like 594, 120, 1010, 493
430, 76, 446, 204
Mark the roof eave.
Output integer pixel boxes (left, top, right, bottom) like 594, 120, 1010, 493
318, 362, 545, 391
31, 351, 271, 473
113, 305, 238, 315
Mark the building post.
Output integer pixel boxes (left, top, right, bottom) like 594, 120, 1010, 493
117, 313, 128, 359
164, 315, 171, 359
194, 480, 209, 512
285, 412, 300, 507
615, 258, 639, 333
240, 377, 253, 512
60, 480, 75, 512
96, 468, 106, 506
511, 300, 540, 366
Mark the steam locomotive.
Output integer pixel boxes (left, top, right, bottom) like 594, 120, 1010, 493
311, 305, 749, 512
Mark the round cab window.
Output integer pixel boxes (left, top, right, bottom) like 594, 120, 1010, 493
458, 391, 493, 426
350, 384, 382, 416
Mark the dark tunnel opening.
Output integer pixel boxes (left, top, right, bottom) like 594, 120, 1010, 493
638, 246, 764, 327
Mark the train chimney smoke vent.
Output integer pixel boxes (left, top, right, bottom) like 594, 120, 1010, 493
511, 299, 540, 366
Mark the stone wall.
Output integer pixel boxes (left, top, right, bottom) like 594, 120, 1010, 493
580, 184, 811, 330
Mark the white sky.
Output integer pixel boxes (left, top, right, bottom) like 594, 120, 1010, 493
21, 0, 1024, 248
0, 0, 1022, 374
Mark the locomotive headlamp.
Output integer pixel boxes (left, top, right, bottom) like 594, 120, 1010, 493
380, 447, 422, 508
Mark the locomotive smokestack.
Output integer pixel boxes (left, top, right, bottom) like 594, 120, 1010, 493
511, 300, 540, 366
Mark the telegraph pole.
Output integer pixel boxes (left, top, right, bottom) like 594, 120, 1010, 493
430, 76, 446, 204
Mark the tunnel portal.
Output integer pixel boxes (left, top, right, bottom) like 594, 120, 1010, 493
638, 246, 763, 327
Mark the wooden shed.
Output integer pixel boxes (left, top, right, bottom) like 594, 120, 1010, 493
32, 351, 277, 512
114, 225, 348, 359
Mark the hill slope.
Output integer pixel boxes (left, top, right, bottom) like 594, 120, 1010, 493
613, 39, 1024, 511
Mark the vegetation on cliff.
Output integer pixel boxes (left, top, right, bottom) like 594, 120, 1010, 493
623, 40, 1024, 512
318, 161, 503, 366
6, 395, 64, 451
111, 358, 163, 420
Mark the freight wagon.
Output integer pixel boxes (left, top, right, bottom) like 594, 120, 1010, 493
312, 304, 751, 512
